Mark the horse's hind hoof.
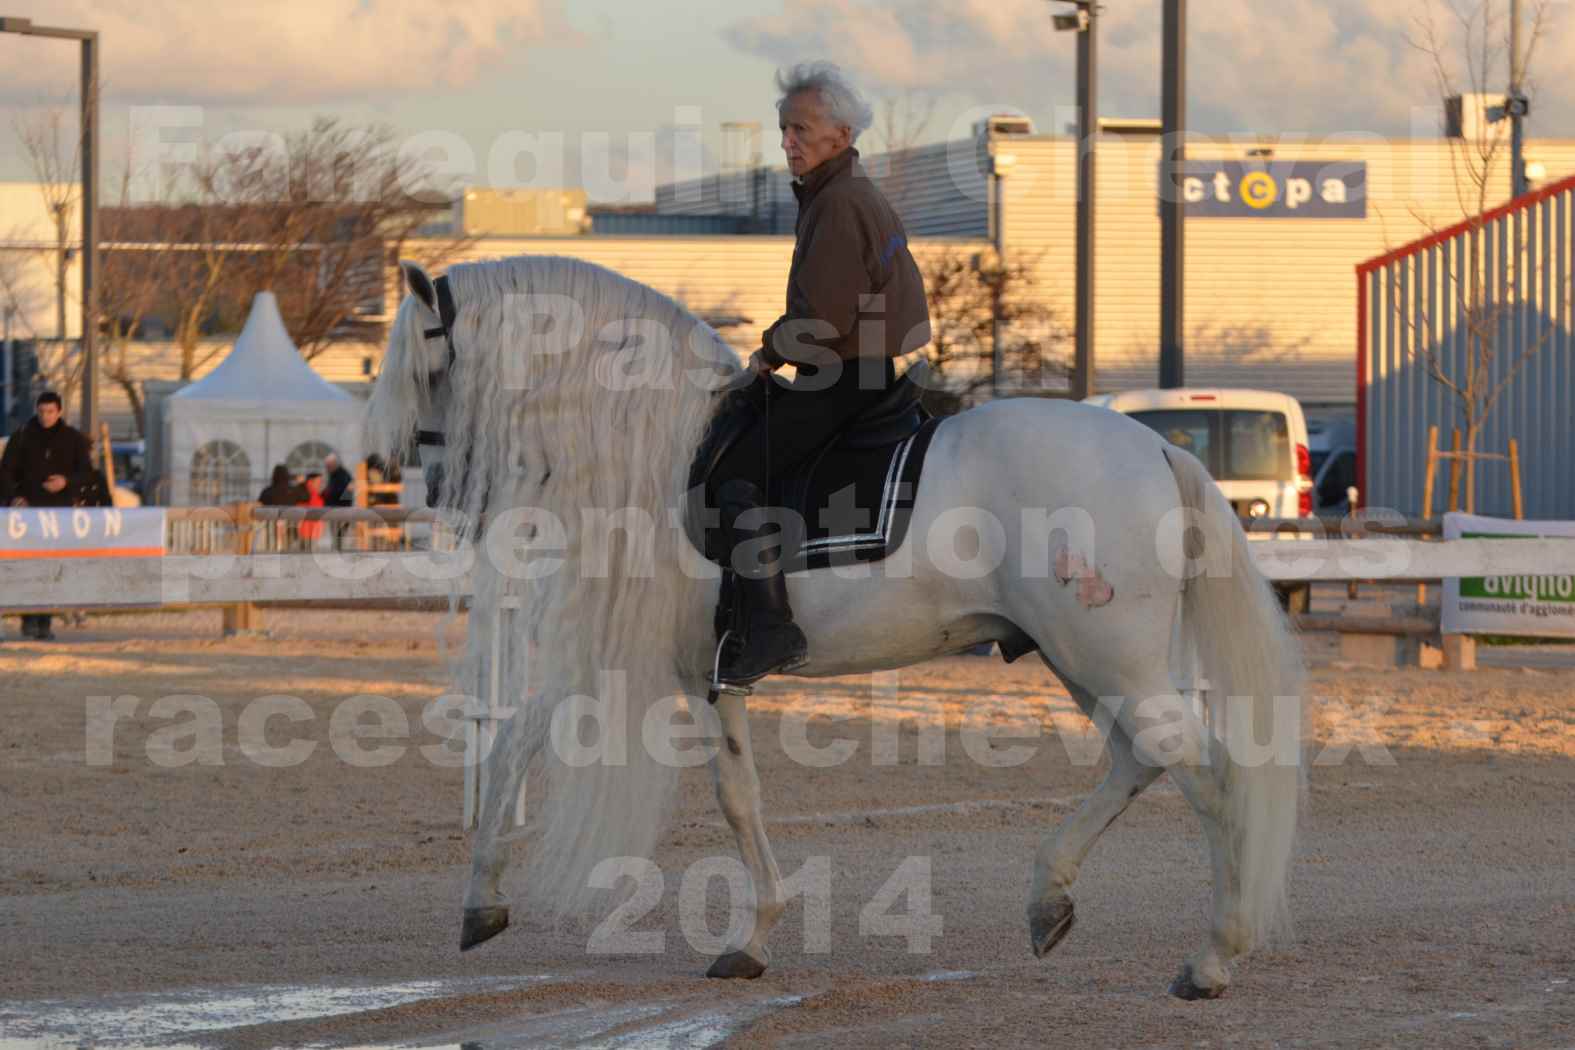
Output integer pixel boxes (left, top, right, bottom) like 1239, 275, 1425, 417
706, 949, 767, 979
460, 906, 510, 952
1169, 963, 1226, 1001
1027, 896, 1076, 958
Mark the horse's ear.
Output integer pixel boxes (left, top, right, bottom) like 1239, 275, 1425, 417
401, 260, 438, 314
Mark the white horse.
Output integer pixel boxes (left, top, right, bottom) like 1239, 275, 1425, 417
367, 254, 1303, 999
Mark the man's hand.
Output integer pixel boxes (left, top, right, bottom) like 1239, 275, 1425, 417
10, 497, 26, 507
747, 350, 776, 376
43, 474, 67, 494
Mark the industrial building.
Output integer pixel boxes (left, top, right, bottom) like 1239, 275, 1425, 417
3, 96, 1571, 515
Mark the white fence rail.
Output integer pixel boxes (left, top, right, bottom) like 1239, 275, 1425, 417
1, 539, 1571, 611
0, 552, 469, 609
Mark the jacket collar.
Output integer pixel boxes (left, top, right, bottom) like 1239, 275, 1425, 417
793, 146, 860, 206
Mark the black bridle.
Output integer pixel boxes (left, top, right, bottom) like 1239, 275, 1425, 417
409, 272, 550, 504
415, 274, 458, 449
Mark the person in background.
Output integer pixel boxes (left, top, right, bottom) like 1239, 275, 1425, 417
321, 453, 353, 508
258, 464, 306, 507
0, 391, 94, 640
257, 464, 307, 553
75, 436, 115, 509
298, 472, 326, 544
363, 453, 402, 508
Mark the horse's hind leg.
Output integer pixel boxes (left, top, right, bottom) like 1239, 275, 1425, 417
1027, 699, 1163, 958
705, 691, 786, 979
1161, 757, 1241, 1000
1106, 681, 1242, 1000
1034, 638, 1242, 998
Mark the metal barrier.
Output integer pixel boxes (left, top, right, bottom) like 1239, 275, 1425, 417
163, 504, 437, 556
1357, 172, 1575, 519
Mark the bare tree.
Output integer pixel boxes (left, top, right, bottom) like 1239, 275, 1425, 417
13, 107, 79, 342
1411, 0, 1553, 220
93, 165, 167, 435
217, 119, 465, 358
0, 236, 43, 332
1398, 0, 1564, 510
12, 105, 86, 411
868, 91, 937, 215
917, 248, 1068, 414
102, 118, 467, 384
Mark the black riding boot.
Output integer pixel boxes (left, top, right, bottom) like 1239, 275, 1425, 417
717, 479, 808, 683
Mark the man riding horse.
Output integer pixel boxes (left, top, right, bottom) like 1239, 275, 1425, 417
714, 62, 932, 686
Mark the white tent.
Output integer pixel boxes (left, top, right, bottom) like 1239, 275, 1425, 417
162, 291, 363, 505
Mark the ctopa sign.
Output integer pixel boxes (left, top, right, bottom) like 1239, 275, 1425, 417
1164, 160, 1367, 219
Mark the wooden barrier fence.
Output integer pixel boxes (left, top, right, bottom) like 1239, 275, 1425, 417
5, 508, 1573, 667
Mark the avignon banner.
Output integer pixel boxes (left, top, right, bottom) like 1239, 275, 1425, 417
1443, 512, 1575, 639
0, 507, 165, 559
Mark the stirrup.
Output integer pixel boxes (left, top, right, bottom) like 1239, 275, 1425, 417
706, 629, 755, 705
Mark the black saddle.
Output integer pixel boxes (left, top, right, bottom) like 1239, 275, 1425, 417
687, 358, 944, 573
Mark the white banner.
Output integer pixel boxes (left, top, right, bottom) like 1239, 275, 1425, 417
1442, 512, 1575, 638
0, 507, 166, 559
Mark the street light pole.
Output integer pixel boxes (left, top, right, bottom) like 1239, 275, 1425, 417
1159, 0, 1186, 389
1509, 0, 1529, 198
1053, 2, 1097, 400
0, 16, 100, 439
80, 29, 99, 440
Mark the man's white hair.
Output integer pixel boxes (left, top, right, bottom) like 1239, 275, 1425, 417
775, 61, 873, 140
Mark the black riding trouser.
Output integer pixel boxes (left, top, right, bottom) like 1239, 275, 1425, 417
713, 355, 896, 494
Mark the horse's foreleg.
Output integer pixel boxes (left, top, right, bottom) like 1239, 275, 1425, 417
705, 691, 785, 980
1027, 717, 1163, 958
461, 709, 537, 952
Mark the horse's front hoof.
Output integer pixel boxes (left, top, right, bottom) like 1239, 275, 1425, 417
1027, 896, 1076, 958
1169, 963, 1226, 1001
706, 949, 767, 979
460, 906, 510, 952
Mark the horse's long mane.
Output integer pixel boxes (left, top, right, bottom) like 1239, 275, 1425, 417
369, 254, 742, 915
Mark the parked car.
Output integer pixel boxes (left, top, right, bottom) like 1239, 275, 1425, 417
1307, 418, 1358, 514
1083, 387, 1316, 611
110, 439, 146, 505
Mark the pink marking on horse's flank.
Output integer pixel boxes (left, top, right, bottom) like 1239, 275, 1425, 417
1054, 547, 1115, 608
1077, 571, 1114, 608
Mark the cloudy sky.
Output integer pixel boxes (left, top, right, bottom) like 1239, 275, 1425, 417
2, 0, 1572, 201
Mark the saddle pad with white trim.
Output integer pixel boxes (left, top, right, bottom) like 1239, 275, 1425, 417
778, 416, 943, 573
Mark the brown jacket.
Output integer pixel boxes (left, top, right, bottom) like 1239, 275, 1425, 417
760, 148, 931, 368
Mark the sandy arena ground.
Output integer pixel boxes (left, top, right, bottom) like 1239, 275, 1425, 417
1, 602, 1573, 1048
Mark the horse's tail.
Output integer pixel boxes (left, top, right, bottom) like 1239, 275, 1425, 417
1167, 446, 1303, 951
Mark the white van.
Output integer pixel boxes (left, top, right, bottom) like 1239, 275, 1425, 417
1083, 388, 1315, 519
